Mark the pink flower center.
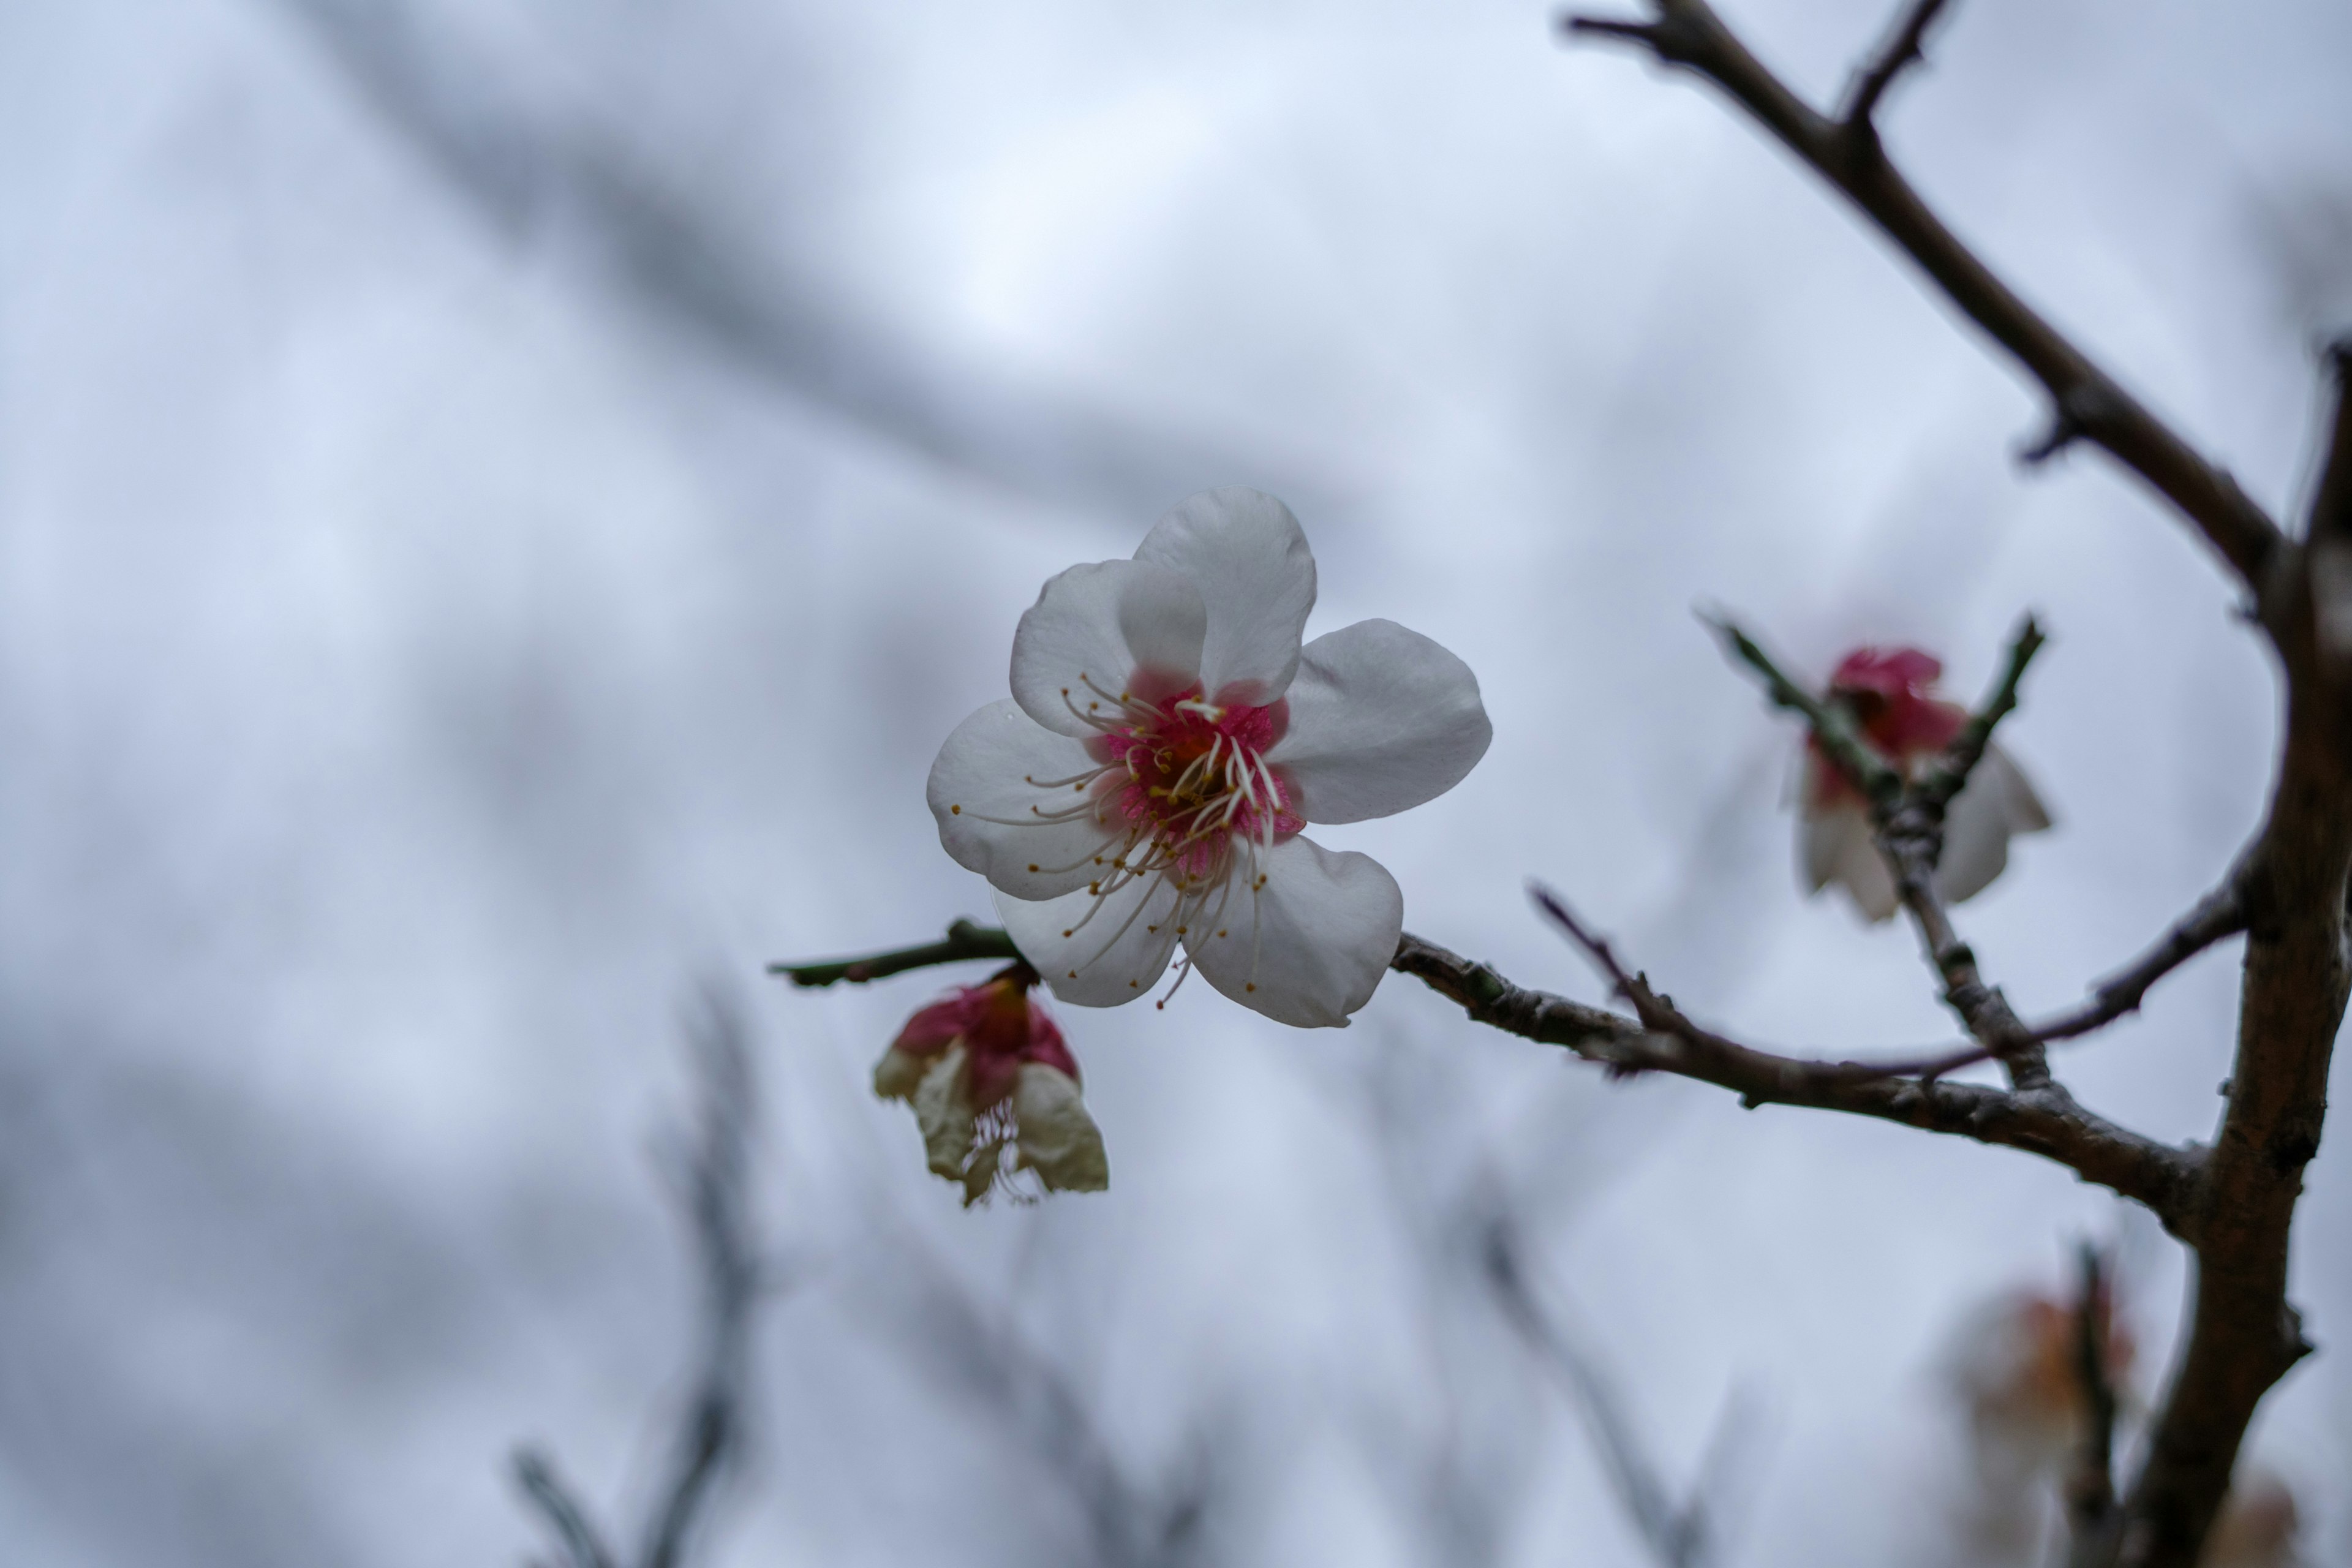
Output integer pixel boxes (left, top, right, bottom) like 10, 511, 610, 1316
986, 673, 1305, 1000
1096, 687, 1302, 881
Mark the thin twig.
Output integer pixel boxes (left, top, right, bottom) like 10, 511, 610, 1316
512, 1450, 618, 1568
1917, 614, 2046, 810
1839, 0, 1954, 128
1698, 612, 1898, 805
511, 989, 769, 1568
640, 991, 763, 1568
769, 919, 1022, 987
1486, 1219, 1717, 1567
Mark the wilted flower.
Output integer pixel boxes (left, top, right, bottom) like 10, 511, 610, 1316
2202, 1473, 2301, 1568
929, 487, 1491, 1027
1948, 1287, 2135, 1476
1800, 646, 2051, 922
873, 965, 1107, 1205
1941, 1284, 2136, 1563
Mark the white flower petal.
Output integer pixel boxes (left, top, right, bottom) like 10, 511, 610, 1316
997, 876, 1184, 1008
873, 1042, 935, 1102
1133, 488, 1315, 706
1010, 559, 1206, 737
1264, 619, 1491, 824
910, 1048, 977, 1181
1801, 797, 1899, 922
929, 700, 1124, 899
1182, 836, 1401, 1028
1012, 1064, 1109, 1194
1938, 745, 2049, 905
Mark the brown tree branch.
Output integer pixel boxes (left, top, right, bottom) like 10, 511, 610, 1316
2034, 875, 2248, 1046
1512, 896, 2203, 1232
1558, 0, 2285, 586
1839, 0, 1953, 129
1849, 872, 2249, 1082
2308, 342, 2352, 677
771, 919, 2205, 1232
769, 919, 1021, 987
2115, 649, 2351, 1562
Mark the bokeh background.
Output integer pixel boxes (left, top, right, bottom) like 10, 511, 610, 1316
2, 0, 2348, 1562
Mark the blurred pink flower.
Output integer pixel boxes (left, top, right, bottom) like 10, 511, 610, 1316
929, 487, 1490, 1027
873, 968, 1106, 1205
1799, 646, 2051, 922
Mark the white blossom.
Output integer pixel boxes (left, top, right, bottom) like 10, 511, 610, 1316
929, 488, 1490, 1027
1798, 646, 2051, 922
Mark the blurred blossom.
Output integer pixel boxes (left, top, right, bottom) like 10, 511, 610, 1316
873, 966, 1107, 1205
2201, 1473, 2302, 1568
930, 487, 1491, 1027
1940, 1285, 2134, 1564
1798, 647, 2052, 922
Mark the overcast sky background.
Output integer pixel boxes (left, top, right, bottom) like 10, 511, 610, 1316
2, 1, 2348, 1564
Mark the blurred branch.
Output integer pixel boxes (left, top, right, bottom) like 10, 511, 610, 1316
1915, 614, 2045, 811
769, 919, 1023, 987
1839, 0, 1952, 128
2065, 1246, 2120, 1568
640, 992, 763, 1568
1485, 1221, 1728, 1568
1699, 614, 1898, 805
513, 1450, 617, 1568
511, 987, 769, 1568
1557, 0, 2284, 586
271, 0, 1333, 520
873, 1236, 1217, 1568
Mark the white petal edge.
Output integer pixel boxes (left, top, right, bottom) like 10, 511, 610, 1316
997, 875, 1185, 1008
1013, 1064, 1109, 1194
929, 700, 1124, 900
1133, 488, 1316, 707
1938, 745, 2049, 906
1801, 799, 1899, 922
1182, 835, 1401, 1028
1010, 559, 1206, 737
910, 1049, 977, 1181
874, 1043, 935, 1102
1264, 618, 1491, 824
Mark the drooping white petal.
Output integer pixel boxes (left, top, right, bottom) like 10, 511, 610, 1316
997, 876, 1185, 1008
1133, 488, 1315, 707
873, 1042, 935, 1102
1183, 835, 1401, 1028
1802, 798, 1899, 922
1010, 559, 1206, 737
929, 700, 1123, 899
910, 1048, 977, 1182
1264, 618, 1491, 824
1938, 745, 2049, 905
1012, 1064, 1109, 1194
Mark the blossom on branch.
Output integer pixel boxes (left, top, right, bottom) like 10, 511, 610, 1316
1800, 646, 2051, 922
929, 487, 1490, 1027
873, 966, 1107, 1205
